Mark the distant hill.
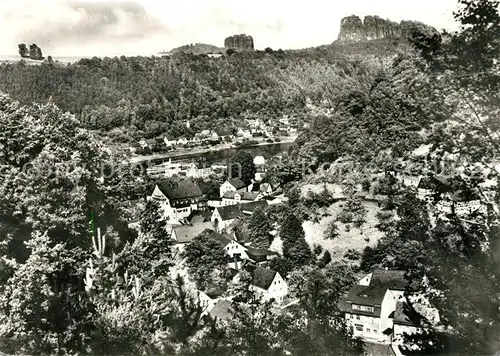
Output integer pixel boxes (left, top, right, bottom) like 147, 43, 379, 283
161, 43, 224, 55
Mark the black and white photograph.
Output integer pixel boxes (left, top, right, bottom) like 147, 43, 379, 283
0, 0, 499, 355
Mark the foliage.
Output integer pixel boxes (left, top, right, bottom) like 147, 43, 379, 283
278, 213, 313, 274
318, 250, 332, 267
230, 151, 256, 185
183, 230, 228, 290
247, 207, 272, 248
324, 220, 340, 240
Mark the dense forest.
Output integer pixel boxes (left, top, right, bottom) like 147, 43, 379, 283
0, 0, 499, 355
0, 40, 401, 145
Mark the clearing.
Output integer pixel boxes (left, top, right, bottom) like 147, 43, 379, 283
302, 200, 383, 261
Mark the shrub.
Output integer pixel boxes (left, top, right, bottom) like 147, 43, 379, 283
344, 249, 361, 260
324, 221, 340, 240
313, 244, 323, 255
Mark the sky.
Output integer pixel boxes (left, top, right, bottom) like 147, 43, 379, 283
0, 0, 461, 57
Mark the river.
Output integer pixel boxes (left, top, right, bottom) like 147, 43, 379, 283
133, 140, 294, 168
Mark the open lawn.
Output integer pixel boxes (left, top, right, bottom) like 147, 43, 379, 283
302, 200, 383, 262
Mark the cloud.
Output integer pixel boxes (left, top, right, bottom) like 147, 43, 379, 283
0, 0, 169, 55
0, 0, 460, 57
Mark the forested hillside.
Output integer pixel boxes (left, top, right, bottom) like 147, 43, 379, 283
0, 42, 400, 144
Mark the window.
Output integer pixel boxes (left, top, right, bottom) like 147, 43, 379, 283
366, 328, 370, 333
373, 329, 377, 334
355, 324, 363, 331
356, 315, 360, 320
352, 304, 375, 313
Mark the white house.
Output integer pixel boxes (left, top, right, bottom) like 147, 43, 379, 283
150, 179, 203, 225
340, 269, 408, 344
340, 269, 440, 346
211, 205, 245, 232
222, 191, 262, 206
254, 156, 266, 166
164, 137, 174, 148
185, 162, 212, 179
209, 131, 220, 142
219, 178, 248, 198
245, 265, 288, 304
176, 137, 189, 146
211, 201, 269, 232
237, 128, 252, 139
399, 174, 421, 188
436, 191, 485, 217
146, 160, 183, 178
417, 177, 435, 200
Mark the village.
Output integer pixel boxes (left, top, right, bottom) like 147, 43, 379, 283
133, 116, 303, 156
123, 138, 498, 355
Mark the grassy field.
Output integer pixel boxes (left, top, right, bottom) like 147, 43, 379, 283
302, 199, 383, 261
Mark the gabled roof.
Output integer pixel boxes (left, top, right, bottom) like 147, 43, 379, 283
340, 269, 409, 317
343, 284, 386, 316
246, 247, 278, 262
187, 210, 212, 224
214, 201, 269, 221
157, 179, 202, 200
215, 205, 246, 221
207, 230, 234, 247
245, 265, 278, 290
417, 177, 436, 190
171, 222, 213, 243
227, 178, 247, 189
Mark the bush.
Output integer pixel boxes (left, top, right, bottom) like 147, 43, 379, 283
318, 250, 332, 268
324, 221, 340, 240
313, 244, 323, 256
344, 249, 361, 260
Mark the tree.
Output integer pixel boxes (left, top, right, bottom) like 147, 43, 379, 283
183, 230, 228, 290
324, 221, 340, 240
247, 207, 272, 248
17, 43, 28, 58
0, 231, 95, 354
279, 213, 312, 273
230, 150, 256, 185
318, 250, 332, 268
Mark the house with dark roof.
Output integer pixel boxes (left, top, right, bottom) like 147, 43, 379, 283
250, 182, 273, 196
244, 265, 288, 304
187, 210, 212, 225
245, 247, 278, 265
150, 179, 204, 224
222, 191, 263, 205
170, 222, 213, 247
204, 230, 249, 269
211, 201, 269, 232
339, 269, 409, 344
340, 269, 440, 346
219, 177, 248, 198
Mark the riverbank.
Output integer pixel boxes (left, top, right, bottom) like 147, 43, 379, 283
130, 135, 297, 164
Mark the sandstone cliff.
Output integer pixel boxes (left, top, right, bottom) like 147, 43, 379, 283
224, 34, 254, 51
337, 15, 436, 42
